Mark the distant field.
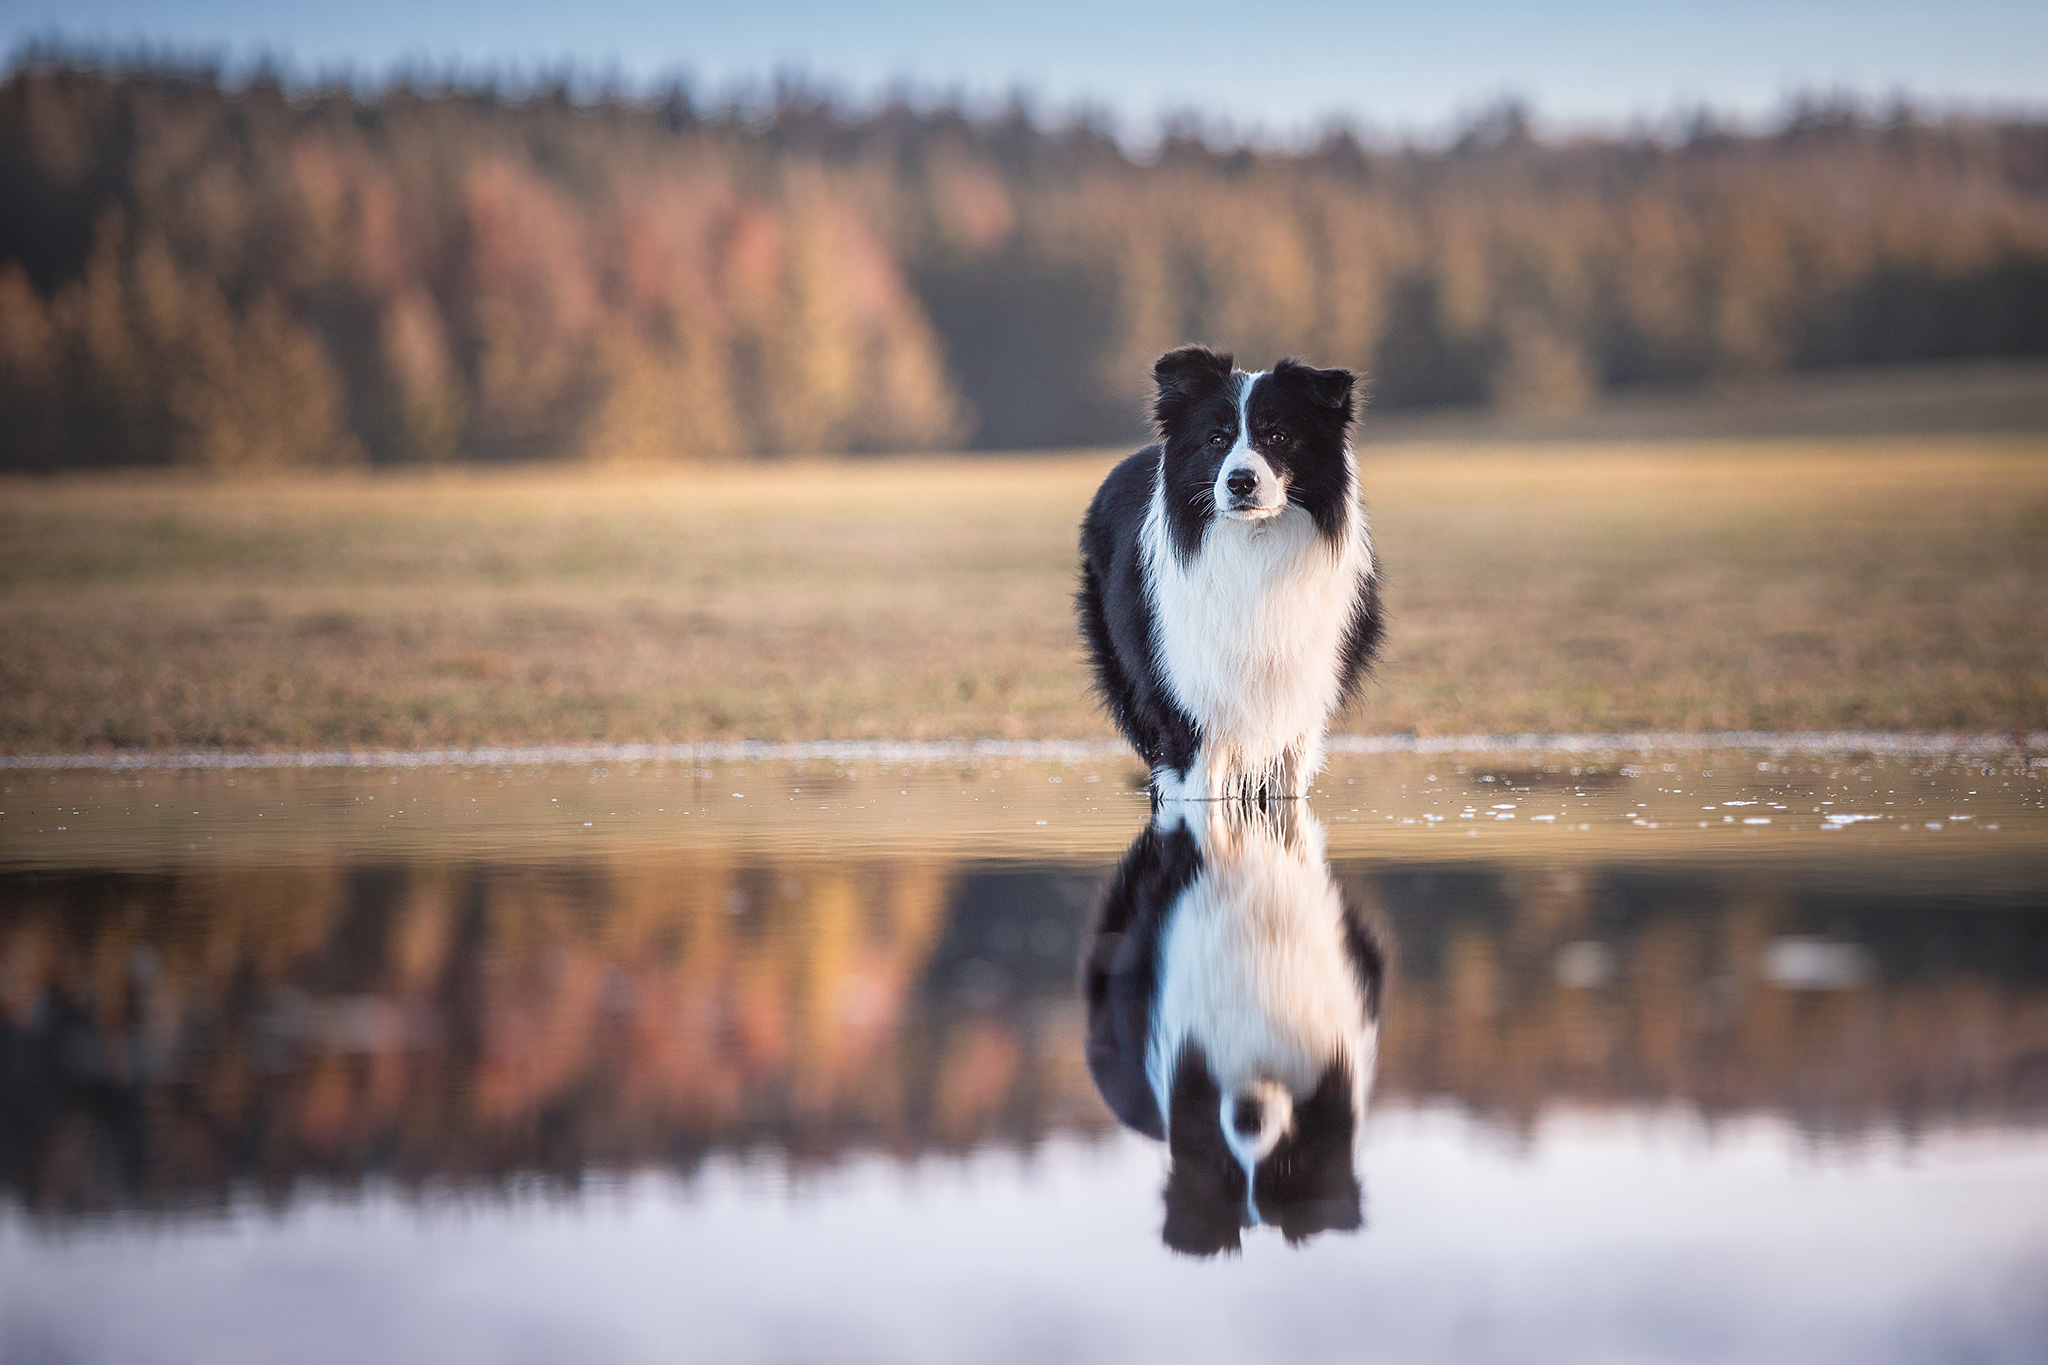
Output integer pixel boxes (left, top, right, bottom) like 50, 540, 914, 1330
3, 436, 2046, 753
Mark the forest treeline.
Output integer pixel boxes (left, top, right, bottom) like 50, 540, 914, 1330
4, 58, 2048, 468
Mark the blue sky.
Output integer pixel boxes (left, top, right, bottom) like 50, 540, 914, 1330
5, 0, 2044, 139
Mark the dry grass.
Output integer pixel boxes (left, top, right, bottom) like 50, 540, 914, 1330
3, 436, 2046, 753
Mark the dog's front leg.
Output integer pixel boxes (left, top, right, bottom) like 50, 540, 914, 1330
1152, 751, 1215, 803
1207, 744, 1243, 803
1278, 737, 1319, 801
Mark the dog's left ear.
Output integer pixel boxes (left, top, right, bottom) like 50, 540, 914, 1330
1254, 1061, 1364, 1247
1274, 358, 1357, 419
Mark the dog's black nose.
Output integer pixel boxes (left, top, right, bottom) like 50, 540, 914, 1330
1232, 1096, 1263, 1134
1225, 469, 1257, 500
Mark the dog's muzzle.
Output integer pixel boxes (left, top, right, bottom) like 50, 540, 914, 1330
1224, 1081, 1294, 1163
1217, 456, 1282, 518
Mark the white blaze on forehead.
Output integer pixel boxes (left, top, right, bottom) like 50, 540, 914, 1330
1218, 370, 1280, 512
1234, 370, 1266, 446
1220, 370, 1269, 505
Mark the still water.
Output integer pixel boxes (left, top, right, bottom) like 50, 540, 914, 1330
3, 747, 2046, 1363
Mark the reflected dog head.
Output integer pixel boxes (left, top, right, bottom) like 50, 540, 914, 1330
1082, 800, 1384, 1256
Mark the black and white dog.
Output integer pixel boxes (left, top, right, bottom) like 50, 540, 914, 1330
1083, 800, 1385, 1256
1077, 346, 1383, 802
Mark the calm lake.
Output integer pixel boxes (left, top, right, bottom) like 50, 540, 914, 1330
3, 745, 2046, 1364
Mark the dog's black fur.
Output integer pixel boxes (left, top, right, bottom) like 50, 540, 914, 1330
1076, 345, 1383, 795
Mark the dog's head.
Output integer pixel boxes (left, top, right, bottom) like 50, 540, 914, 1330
1151, 345, 1359, 559
1162, 1044, 1366, 1257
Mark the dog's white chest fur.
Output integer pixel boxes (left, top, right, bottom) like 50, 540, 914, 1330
1146, 821, 1373, 1107
1142, 473, 1369, 787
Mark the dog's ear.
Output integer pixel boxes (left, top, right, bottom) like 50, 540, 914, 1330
1152, 345, 1235, 432
1162, 1174, 1245, 1257
1274, 357, 1357, 418
1161, 1041, 1247, 1257
1254, 1061, 1363, 1247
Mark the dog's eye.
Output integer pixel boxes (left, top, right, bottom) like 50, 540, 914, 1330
1266, 431, 1290, 448
1207, 430, 1229, 447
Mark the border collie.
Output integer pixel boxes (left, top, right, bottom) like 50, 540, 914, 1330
1077, 346, 1382, 802
1083, 800, 1385, 1256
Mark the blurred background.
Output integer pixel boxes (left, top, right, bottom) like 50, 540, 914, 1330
2, 1, 2046, 470
1, 2, 2044, 756
5, 12, 2048, 1361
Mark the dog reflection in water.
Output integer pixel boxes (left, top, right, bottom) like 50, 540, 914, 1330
1083, 799, 1385, 1256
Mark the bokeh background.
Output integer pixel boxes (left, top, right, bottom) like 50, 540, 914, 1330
5, 56, 2048, 466
5, 17, 2048, 1361
2, 2, 2045, 751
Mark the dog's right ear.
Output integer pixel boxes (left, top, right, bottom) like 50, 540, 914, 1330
1152, 345, 1235, 432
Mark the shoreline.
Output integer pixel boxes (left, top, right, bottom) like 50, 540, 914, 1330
6, 729, 2042, 772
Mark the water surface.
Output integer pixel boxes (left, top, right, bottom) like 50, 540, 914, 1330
3, 748, 2045, 1363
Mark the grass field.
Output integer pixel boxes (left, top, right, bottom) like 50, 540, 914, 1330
3, 436, 2046, 753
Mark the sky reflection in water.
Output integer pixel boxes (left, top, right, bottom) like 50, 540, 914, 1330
2, 749, 2045, 1362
